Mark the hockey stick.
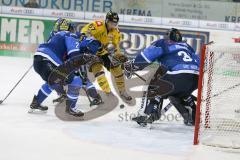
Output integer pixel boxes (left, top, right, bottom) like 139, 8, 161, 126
82, 87, 94, 106
77, 69, 95, 106
107, 50, 148, 83
133, 72, 147, 82
0, 65, 33, 104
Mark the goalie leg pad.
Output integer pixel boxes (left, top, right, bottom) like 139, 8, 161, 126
144, 96, 163, 116
169, 96, 194, 125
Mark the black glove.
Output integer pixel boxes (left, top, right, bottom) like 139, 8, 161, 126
113, 53, 128, 63
124, 60, 138, 79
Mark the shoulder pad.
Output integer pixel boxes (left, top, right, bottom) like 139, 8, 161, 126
151, 39, 165, 46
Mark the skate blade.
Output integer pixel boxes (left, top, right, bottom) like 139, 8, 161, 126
53, 98, 65, 104
139, 123, 147, 127
138, 122, 154, 129
90, 101, 104, 107
28, 109, 47, 114
120, 95, 133, 104
123, 100, 133, 105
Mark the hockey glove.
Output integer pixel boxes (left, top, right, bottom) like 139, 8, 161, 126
124, 60, 138, 79
113, 53, 128, 63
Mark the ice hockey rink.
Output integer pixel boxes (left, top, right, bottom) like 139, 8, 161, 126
0, 56, 239, 160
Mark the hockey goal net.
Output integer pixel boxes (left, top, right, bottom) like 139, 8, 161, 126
194, 43, 240, 149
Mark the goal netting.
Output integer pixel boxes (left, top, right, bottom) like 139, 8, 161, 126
194, 43, 240, 149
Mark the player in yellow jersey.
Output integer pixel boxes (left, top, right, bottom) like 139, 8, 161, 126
81, 11, 132, 102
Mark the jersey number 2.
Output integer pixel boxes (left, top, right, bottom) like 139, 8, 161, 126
178, 51, 192, 62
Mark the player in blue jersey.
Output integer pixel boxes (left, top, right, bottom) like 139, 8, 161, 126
29, 18, 101, 116
125, 28, 199, 126
49, 18, 102, 106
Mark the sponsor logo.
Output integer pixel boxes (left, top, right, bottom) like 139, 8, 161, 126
233, 37, 240, 43
92, 14, 105, 20
10, 8, 34, 15
76, 22, 209, 57
120, 9, 152, 16
119, 26, 209, 57
96, 21, 103, 26
49, 11, 76, 18
225, 16, 240, 23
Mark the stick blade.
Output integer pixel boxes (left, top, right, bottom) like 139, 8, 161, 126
0, 100, 3, 104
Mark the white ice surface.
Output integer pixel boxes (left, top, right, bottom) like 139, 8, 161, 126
0, 56, 239, 160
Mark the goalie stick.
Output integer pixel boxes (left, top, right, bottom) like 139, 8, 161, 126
0, 65, 33, 105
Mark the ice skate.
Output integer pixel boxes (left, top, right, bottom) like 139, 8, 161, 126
28, 96, 48, 113
90, 94, 103, 106
132, 115, 149, 127
66, 100, 84, 117
67, 108, 84, 117
120, 90, 132, 103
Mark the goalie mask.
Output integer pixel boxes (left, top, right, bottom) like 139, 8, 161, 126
166, 28, 182, 42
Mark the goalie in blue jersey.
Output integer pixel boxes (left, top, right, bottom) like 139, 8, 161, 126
125, 28, 199, 126
29, 18, 102, 116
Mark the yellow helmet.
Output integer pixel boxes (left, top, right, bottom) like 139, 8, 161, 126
53, 18, 74, 32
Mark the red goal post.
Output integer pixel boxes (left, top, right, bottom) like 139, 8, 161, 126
194, 42, 240, 149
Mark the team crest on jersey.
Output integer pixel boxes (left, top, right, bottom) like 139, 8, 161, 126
96, 21, 103, 26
